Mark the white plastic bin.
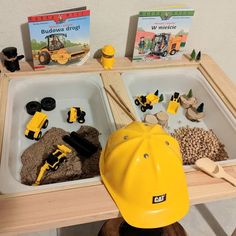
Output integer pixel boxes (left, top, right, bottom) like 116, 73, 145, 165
121, 67, 236, 167
0, 73, 115, 194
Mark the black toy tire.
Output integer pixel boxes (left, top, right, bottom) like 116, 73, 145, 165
35, 131, 42, 141
149, 105, 153, 110
78, 118, 85, 124
170, 49, 177, 55
42, 119, 49, 129
141, 106, 146, 112
162, 51, 168, 57
135, 99, 140, 105
39, 51, 51, 65
41, 97, 56, 111
25, 131, 34, 140
26, 101, 41, 115
81, 111, 86, 116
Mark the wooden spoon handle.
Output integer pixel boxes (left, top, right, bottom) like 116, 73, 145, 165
222, 173, 236, 187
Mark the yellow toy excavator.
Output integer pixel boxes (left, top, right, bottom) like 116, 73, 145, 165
33, 144, 71, 186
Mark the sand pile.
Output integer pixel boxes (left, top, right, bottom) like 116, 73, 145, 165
20, 126, 101, 185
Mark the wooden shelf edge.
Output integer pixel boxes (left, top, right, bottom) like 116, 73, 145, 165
0, 55, 199, 77
0, 165, 236, 235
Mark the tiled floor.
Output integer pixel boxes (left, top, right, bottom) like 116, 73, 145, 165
20, 197, 236, 236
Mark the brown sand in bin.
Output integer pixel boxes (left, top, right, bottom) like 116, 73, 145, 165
171, 127, 229, 165
21, 126, 102, 185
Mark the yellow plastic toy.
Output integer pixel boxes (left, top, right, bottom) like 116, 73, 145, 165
24, 111, 48, 140
101, 45, 115, 69
167, 92, 180, 114
33, 145, 71, 186
67, 107, 86, 123
100, 121, 189, 228
135, 90, 163, 112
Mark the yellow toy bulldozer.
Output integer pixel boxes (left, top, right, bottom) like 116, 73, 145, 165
135, 90, 163, 112
33, 145, 71, 186
67, 107, 86, 124
167, 92, 180, 114
38, 34, 85, 65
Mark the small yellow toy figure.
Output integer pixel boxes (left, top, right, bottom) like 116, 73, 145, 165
101, 45, 115, 69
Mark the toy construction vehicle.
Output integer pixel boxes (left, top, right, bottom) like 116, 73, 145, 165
38, 34, 85, 65
25, 111, 48, 141
67, 107, 86, 124
135, 90, 163, 112
33, 145, 71, 186
167, 92, 180, 114
150, 33, 183, 57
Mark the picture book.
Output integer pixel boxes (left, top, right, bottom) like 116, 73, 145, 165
132, 7, 194, 62
28, 7, 90, 70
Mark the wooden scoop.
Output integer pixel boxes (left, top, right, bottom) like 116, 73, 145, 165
195, 158, 236, 187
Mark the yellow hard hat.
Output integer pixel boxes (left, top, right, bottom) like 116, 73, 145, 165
100, 121, 189, 228
102, 45, 115, 56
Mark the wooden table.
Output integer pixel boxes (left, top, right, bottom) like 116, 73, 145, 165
0, 55, 236, 235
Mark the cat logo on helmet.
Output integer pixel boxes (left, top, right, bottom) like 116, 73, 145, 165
100, 121, 189, 228
152, 194, 166, 204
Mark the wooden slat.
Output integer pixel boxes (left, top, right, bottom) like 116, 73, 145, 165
101, 72, 137, 129
198, 55, 236, 117
0, 75, 9, 159
0, 165, 236, 235
1, 56, 199, 77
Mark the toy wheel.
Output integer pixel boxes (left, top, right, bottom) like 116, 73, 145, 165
135, 99, 140, 105
81, 111, 86, 116
25, 131, 34, 140
35, 131, 42, 141
170, 49, 177, 55
39, 51, 51, 65
67, 111, 73, 123
149, 105, 153, 110
57, 53, 69, 65
26, 101, 41, 115
141, 106, 146, 112
78, 118, 85, 124
42, 119, 49, 129
162, 51, 168, 57
41, 97, 56, 111
60, 157, 66, 163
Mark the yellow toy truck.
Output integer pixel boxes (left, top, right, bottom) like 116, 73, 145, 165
67, 107, 86, 124
167, 92, 180, 114
135, 90, 163, 112
38, 34, 85, 65
33, 145, 72, 186
24, 112, 48, 141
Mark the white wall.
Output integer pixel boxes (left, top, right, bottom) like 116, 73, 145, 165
0, 0, 235, 83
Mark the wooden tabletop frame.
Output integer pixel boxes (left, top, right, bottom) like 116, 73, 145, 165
0, 55, 236, 235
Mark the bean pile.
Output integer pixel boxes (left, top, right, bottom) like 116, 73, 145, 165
171, 127, 229, 165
